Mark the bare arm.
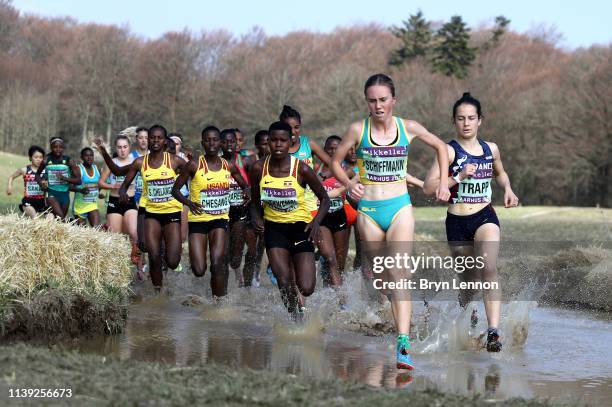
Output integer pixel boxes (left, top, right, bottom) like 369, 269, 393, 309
6, 167, 25, 195
405, 119, 450, 201
299, 162, 329, 242
93, 138, 130, 176
406, 173, 424, 189
309, 139, 331, 167
248, 160, 265, 234
490, 142, 519, 208
172, 160, 200, 213
423, 145, 455, 195
330, 122, 363, 198
63, 159, 81, 185
117, 157, 143, 203
98, 166, 116, 191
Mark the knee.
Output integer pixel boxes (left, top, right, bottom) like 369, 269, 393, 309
192, 264, 206, 277
299, 284, 315, 297
211, 259, 224, 274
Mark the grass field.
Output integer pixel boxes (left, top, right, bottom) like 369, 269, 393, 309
0, 344, 558, 407
0, 151, 30, 211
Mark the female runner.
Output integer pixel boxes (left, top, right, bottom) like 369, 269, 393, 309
331, 74, 450, 370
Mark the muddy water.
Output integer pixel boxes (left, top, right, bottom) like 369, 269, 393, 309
68, 271, 612, 405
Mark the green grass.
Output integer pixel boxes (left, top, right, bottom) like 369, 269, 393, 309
0, 344, 559, 407
0, 151, 30, 211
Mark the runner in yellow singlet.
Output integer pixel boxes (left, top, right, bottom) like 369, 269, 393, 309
250, 121, 330, 320
96, 125, 188, 289
172, 126, 249, 298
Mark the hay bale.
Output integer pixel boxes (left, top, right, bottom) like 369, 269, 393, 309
0, 214, 132, 338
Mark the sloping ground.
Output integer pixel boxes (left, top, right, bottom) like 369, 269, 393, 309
0, 344, 559, 407
0, 214, 132, 338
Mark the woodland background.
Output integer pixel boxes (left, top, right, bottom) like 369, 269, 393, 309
0, 1, 609, 206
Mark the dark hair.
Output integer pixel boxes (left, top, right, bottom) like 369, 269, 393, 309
453, 92, 483, 119
115, 135, 130, 145
148, 124, 167, 138
234, 128, 242, 134
80, 147, 94, 156
165, 136, 176, 154
220, 128, 236, 140
279, 105, 301, 124
325, 135, 342, 145
269, 121, 292, 135
364, 73, 395, 97
28, 145, 45, 158
201, 125, 220, 137
135, 126, 148, 134
254, 130, 268, 144
168, 132, 183, 141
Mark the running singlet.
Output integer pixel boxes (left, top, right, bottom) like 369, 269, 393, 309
109, 156, 135, 192
290, 135, 317, 213
448, 139, 494, 205
229, 153, 249, 206
189, 157, 231, 222
260, 156, 312, 224
23, 165, 44, 199
73, 164, 100, 213
45, 155, 72, 192
131, 150, 145, 199
356, 116, 410, 184
141, 152, 183, 214
318, 166, 344, 213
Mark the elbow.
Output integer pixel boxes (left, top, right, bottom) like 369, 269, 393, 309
422, 180, 436, 196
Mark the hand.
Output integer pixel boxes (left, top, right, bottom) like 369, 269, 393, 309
348, 180, 365, 200
59, 174, 69, 182
504, 187, 519, 208
242, 188, 251, 205
80, 187, 90, 194
252, 216, 264, 235
187, 201, 203, 215
93, 137, 107, 152
184, 147, 194, 161
6, 186, 12, 196
436, 185, 450, 202
98, 192, 105, 199
305, 220, 321, 243
41, 180, 48, 190
459, 163, 477, 181
118, 188, 129, 204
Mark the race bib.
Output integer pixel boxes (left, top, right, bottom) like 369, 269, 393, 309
262, 187, 298, 212
147, 178, 174, 203
200, 189, 230, 215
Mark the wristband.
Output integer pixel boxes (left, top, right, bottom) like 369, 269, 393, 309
452, 174, 462, 184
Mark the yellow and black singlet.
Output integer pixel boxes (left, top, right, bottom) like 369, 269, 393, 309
141, 152, 183, 214
260, 156, 311, 224
188, 156, 231, 222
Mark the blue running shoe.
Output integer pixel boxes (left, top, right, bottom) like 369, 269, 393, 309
266, 265, 278, 287
486, 328, 502, 352
396, 335, 414, 370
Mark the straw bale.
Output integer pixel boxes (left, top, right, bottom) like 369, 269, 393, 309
0, 214, 132, 300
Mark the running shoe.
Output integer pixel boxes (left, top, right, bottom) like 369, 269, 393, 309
396, 334, 414, 370
173, 263, 183, 273
266, 265, 277, 287
486, 328, 502, 352
251, 276, 261, 287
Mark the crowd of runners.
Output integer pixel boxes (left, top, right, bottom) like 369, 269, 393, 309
5, 74, 520, 370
